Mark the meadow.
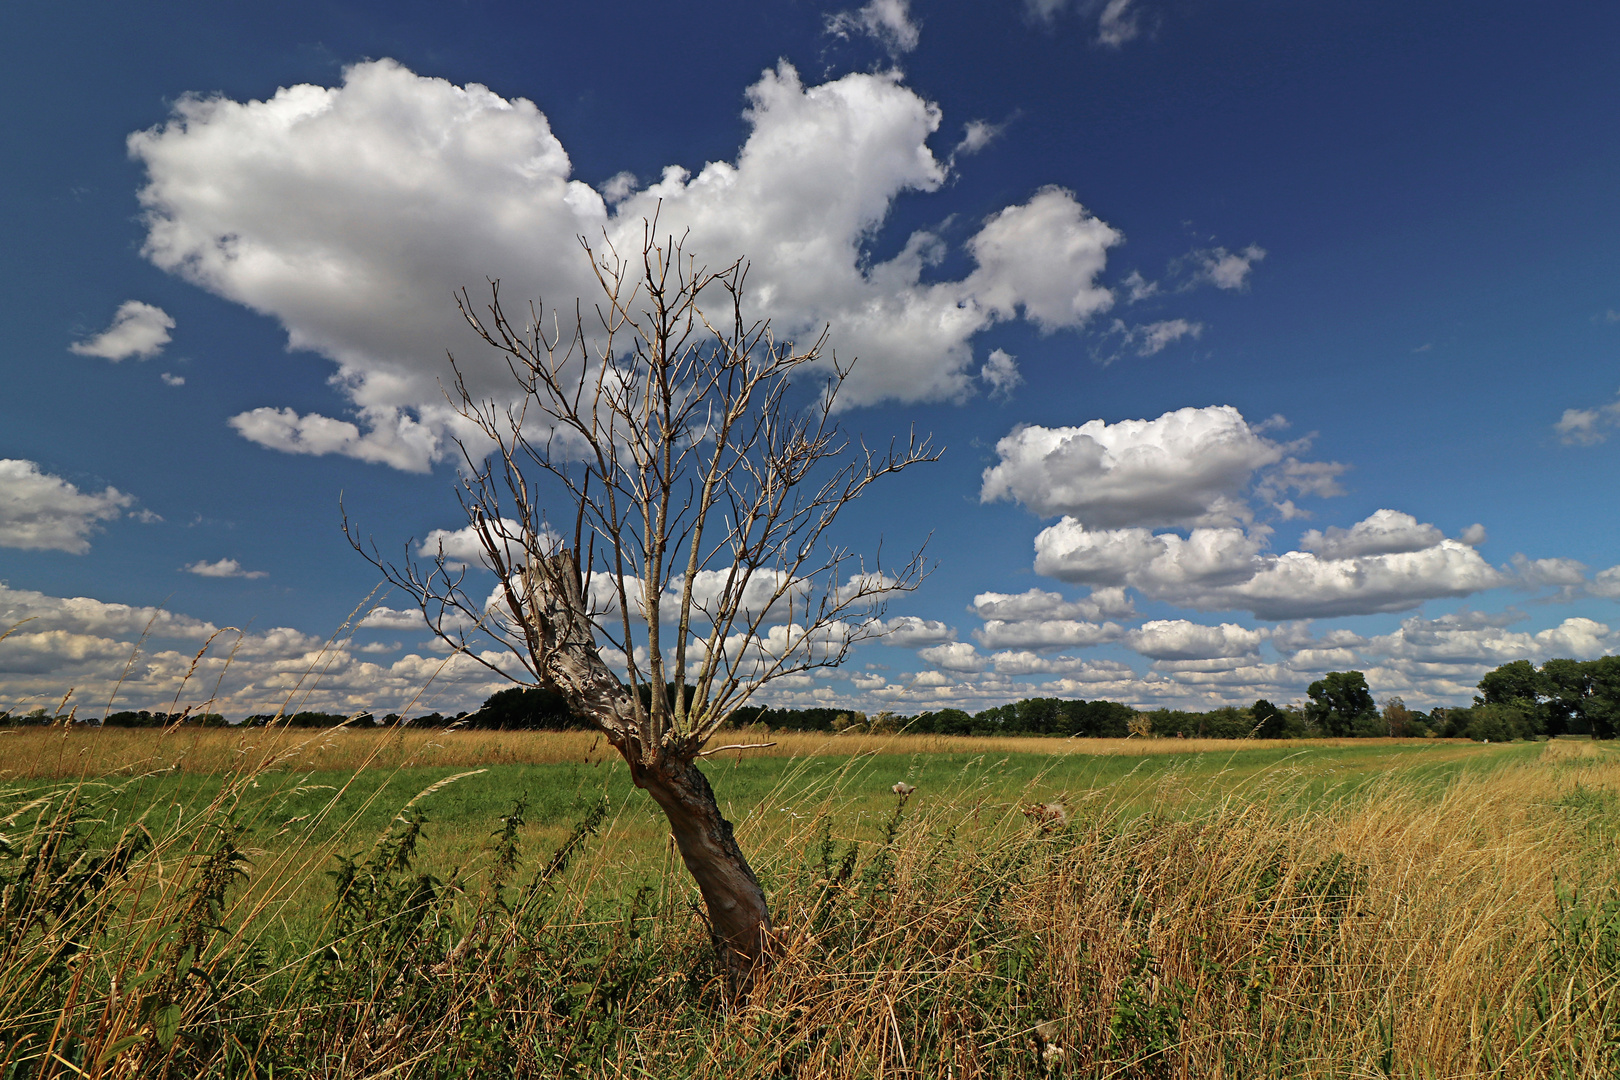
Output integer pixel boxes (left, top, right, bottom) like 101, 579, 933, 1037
2, 726, 1618, 1078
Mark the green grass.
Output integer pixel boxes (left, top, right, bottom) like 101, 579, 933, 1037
12, 740, 1525, 946
8, 734, 1597, 1079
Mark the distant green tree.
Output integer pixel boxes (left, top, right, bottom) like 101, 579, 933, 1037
1587, 656, 1620, 740
1305, 671, 1378, 737
1542, 658, 1592, 736
1060, 699, 1134, 737
1462, 703, 1531, 742
469, 686, 586, 730
1250, 699, 1287, 738
1478, 659, 1549, 733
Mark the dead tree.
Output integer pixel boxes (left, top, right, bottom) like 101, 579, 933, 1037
355, 225, 935, 994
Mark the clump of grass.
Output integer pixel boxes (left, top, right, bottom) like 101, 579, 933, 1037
1, 729, 1617, 1077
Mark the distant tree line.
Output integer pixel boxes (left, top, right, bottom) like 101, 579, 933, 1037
6, 657, 1616, 741
1471, 656, 1620, 740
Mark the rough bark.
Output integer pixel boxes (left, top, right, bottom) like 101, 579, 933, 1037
630, 755, 773, 994
524, 551, 772, 995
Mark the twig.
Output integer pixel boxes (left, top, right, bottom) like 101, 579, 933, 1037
696, 742, 777, 757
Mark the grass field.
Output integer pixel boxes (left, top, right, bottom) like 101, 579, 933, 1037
2, 728, 1617, 1077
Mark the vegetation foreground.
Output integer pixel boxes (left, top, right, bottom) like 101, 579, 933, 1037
3, 729, 1620, 1078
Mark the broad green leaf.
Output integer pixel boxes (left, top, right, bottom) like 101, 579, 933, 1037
153, 1003, 181, 1049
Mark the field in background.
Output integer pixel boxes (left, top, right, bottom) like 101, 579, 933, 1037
0, 723, 1491, 778
3, 730, 1618, 1077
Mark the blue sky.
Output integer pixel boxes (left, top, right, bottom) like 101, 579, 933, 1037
3, 0, 1618, 719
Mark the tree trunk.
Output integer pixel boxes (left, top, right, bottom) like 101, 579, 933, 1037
630, 753, 773, 996
521, 553, 773, 994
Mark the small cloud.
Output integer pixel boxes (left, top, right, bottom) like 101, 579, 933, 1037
1024, 0, 1068, 24
1095, 0, 1142, 47
952, 118, 1007, 160
1411, 343, 1432, 354
359, 606, 426, 630
1554, 391, 1620, 446
1457, 523, 1487, 546
1123, 270, 1159, 303
182, 557, 268, 579
1106, 317, 1203, 358
1134, 318, 1202, 356
161, 372, 186, 386
132, 509, 164, 524
980, 348, 1023, 399
825, 0, 920, 56
1252, 413, 1291, 434
1192, 244, 1267, 291
70, 301, 175, 361
359, 640, 401, 654
1597, 309, 1620, 324
1026, 0, 1153, 45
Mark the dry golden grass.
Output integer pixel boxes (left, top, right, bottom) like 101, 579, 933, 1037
698, 741, 1620, 1078
4, 734, 1617, 1077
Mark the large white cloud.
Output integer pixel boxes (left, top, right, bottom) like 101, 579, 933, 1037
875, 615, 957, 647
970, 586, 1134, 622
1368, 611, 1615, 667
0, 584, 215, 641
0, 460, 136, 553
131, 59, 1126, 470
974, 617, 1123, 650
1034, 520, 1265, 589
1034, 511, 1507, 620
1201, 541, 1509, 620
1298, 509, 1445, 560
981, 405, 1338, 528
1125, 619, 1268, 661
70, 301, 175, 361
959, 185, 1119, 331
918, 641, 987, 672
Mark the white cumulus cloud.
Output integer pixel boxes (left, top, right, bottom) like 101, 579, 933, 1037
1125, 619, 1267, 660
974, 618, 1123, 650
1554, 390, 1620, 445
70, 301, 175, 361
0, 584, 511, 716
182, 558, 268, 579
0, 460, 136, 554
970, 586, 1135, 622
131, 59, 1128, 470
982, 405, 1337, 529
918, 641, 987, 672
1298, 509, 1443, 560
1033, 511, 1507, 620
875, 615, 957, 647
